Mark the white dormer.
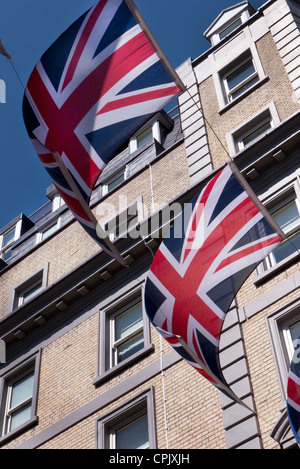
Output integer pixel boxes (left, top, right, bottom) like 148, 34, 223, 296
204, 1, 255, 46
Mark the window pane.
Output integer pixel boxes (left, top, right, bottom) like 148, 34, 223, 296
10, 372, 34, 409
290, 320, 300, 345
242, 121, 272, 148
9, 402, 32, 432
41, 223, 58, 241
117, 331, 144, 363
2, 227, 15, 247
116, 415, 149, 449
22, 282, 43, 304
227, 60, 256, 91
273, 201, 300, 234
136, 127, 152, 148
219, 18, 242, 40
2, 247, 12, 261
272, 231, 300, 264
107, 173, 124, 192
115, 302, 143, 341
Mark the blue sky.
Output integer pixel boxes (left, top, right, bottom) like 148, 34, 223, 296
0, 0, 264, 229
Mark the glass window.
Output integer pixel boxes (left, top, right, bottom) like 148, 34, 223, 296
223, 58, 259, 102
2, 368, 35, 436
219, 17, 242, 40
2, 228, 16, 248
236, 118, 273, 151
105, 203, 139, 240
136, 127, 153, 149
264, 199, 300, 269
115, 414, 149, 449
18, 281, 43, 307
41, 223, 58, 242
111, 301, 144, 366
1, 226, 16, 262
96, 389, 155, 449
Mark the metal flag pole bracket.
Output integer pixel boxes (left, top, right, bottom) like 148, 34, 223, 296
52, 152, 128, 268
175, 335, 256, 414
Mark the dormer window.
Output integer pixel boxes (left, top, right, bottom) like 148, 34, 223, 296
204, 2, 254, 46
218, 17, 243, 41
129, 112, 173, 155
0, 227, 16, 261
0, 220, 22, 262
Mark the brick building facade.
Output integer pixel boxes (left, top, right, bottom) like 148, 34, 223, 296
0, 0, 300, 449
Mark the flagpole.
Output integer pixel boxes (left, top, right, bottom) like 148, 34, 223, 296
175, 335, 256, 414
52, 152, 128, 267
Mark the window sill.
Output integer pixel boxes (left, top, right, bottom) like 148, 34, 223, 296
254, 250, 300, 286
219, 76, 269, 115
0, 416, 38, 446
93, 343, 154, 387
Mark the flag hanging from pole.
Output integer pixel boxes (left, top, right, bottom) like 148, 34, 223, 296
22, 0, 184, 265
144, 162, 284, 403
287, 341, 300, 446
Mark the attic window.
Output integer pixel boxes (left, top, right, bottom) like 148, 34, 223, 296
219, 17, 242, 40
130, 120, 161, 154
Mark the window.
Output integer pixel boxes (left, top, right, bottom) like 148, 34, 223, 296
104, 200, 142, 241
227, 104, 279, 156
219, 17, 242, 41
110, 300, 144, 367
102, 170, 126, 196
263, 197, 300, 270
223, 56, 259, 103
136, 127, 153, 149
282, 318, 300, 363
9, 264, 48, 312
37, 219, 61, 244
0, 226, 18, 262
97, 389, 156, 449
95, 283, 153, 384
17, 280, 43, 308
0, 354, 40, 442
236, 117, 273, 151
130, 126, 154, 153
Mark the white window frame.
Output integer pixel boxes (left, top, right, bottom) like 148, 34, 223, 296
236, 116, 274, 152
104, 198, 143, 241
36, 218, 61, 244
9, 264, 49, 312
267, 301, 300, 398
218, 17, 243, 41
216, 46, 266, 110
222, 55, 259, 103
96, 388, 156, 449
0, 353, 40, 443
0, 220, 22, 262
95, 279, 153, 384
17, 279, 44, 308
227, 103, 280, 157
102, 169, 126, 196
109, 298, 144, 368
257, 176, 300, 276
130, 120, 161, 154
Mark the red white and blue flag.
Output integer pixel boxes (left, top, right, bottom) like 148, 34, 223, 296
23, 0, 184, 264
144, 163, 283, 402
287, 342, 300, 446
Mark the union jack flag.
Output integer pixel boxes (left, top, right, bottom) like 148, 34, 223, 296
22, 0, 183, 264
287, 342, 300, 446
144, 163, 283, 401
